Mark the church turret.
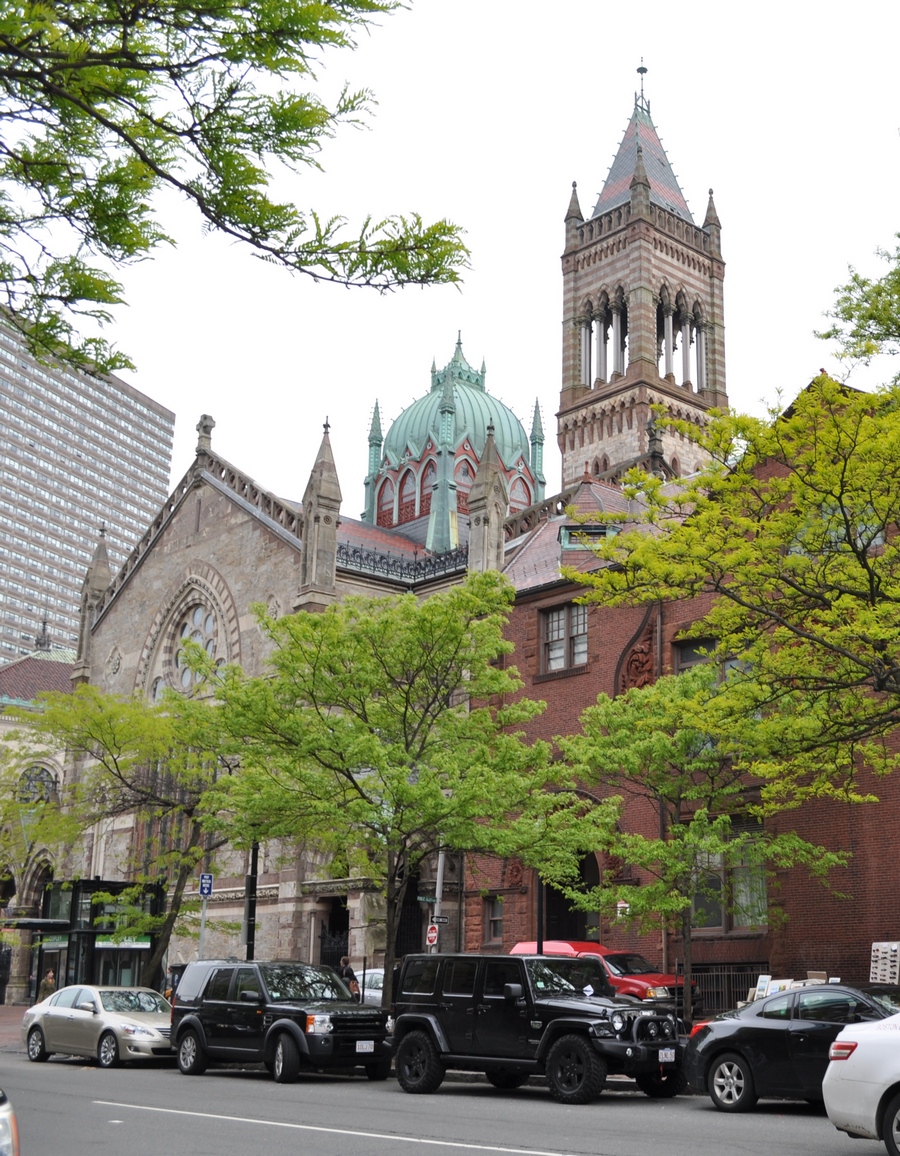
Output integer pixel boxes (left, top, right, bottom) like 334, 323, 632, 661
558, 67, 728, 488
530, 399, 546, 501
72, 527, 112, 685
362, 403, 383, 523
468, 424, 509, 574
296, 420, 342, 612
564, 181, 584, 251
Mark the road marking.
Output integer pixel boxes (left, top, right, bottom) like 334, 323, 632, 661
93, 1101, 577, 1155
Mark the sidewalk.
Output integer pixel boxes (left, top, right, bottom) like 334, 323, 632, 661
0, 1005, 24, 1053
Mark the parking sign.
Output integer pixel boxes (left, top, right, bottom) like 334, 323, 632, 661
199, 872, 213, 897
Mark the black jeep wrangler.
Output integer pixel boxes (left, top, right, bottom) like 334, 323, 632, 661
393, 952, 684, 1104
170, 958, 392, 1083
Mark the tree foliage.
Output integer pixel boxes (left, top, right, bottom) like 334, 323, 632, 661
9, 684, 236, 983
556, 668, 849, 1019
569, 376, 900, 797
204, 572, 617, 1003
818, 237, 900, 376
0, 0, 468, 369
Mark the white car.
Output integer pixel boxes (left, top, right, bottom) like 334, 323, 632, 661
823, 1010, 900, 1155
359, 968, 385, 1006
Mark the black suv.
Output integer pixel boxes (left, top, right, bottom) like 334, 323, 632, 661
170, 959, 392, 1083
393, 953, 684, 1104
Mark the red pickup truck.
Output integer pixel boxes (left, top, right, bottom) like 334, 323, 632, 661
511, 940, 700, 1011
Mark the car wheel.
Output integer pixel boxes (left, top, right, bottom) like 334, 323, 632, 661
635, 1066, 687, 1098
273, 1032, 300, 1084
883, 1089, 900, 1156
545, 1034, 607, 1104
708, 1052, 757, 1112
364, 1057, 393, 1081
177, 1030, 208, 1075
27, 1026, 50, 1063
396, 1030, 445, 1094
97, 1032, 120, 1069
486, 1070, 530, 1090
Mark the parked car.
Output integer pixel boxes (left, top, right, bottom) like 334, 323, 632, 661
359, 968, 385, 1006
393, 952, 684, 1104
22, 984, 173, 1067
0, 1089, 19, 1156
686, 983, 900, 1112
823, 1011, 900, 1154
511, 939, 700, 1012
170, 958, 392, 1082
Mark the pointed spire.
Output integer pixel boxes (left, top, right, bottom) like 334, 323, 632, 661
368, 401, 383, 444
530, 399, 544, 443
87, 525, 111, 595
305, 419, 342, 506
565, 180, 583, 223
704, 188, 721, 228
703, 187, 722, 258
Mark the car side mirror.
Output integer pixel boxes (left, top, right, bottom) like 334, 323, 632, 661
78, 1001, 97, 1013
503, 983, 524, 1000
239, 989, 262, 1003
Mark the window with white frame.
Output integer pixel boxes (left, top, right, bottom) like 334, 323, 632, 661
542, 604, 588, 673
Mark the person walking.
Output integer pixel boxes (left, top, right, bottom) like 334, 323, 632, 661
339, 956, 360, 1001
38, 968, 56, 1001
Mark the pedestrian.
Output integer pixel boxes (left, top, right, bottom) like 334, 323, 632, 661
339, 956, 360, 1001
38, 968, 56, 1001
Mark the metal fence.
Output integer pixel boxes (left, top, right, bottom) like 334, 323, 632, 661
692, 963, 768, 1015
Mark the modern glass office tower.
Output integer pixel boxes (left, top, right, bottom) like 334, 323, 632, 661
0, 319, 174, 663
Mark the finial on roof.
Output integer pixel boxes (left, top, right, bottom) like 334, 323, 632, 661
195, 414, 215, 455
323, 416, 330, 434
368, 401, 383, 443
98, 522, 106, 537
35, 616, 50, 651
636, 59, 649, 113
530, 398, 544, 442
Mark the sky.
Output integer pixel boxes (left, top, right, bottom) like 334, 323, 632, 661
107, 0, 900, 514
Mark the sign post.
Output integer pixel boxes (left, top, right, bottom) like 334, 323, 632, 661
198, 873, 213, 959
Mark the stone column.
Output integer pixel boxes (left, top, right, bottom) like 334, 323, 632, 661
612, 305, 624, 377
580, 319, 592, 387
595, 312, 607, 383
696, 323, 707, 393
681, 314, 693, 388
664, 308, 675, 378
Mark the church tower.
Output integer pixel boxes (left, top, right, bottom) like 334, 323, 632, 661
558, 75, 727, 488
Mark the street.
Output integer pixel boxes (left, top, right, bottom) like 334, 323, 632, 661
0, 1054, 881, 1156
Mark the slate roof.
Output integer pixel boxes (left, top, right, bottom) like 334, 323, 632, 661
0, 649, 76, 704
592, 102, 693, 223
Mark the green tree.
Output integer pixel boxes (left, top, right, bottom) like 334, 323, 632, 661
9, 684, 235, 984
818, 237, 900, 376
0, 0, 467, 370
556, 668, 848, 1020
569, 375, 900, 797
204, 571, 617, 1003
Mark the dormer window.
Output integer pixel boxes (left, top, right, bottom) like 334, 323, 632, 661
559, 526, 617, 549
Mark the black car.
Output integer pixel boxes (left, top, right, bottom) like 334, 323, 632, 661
170, 959, 392, 1083
393, 952, 684, 1104
685, 983, 900, 1112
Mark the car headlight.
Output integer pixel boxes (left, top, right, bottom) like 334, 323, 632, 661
611, 1011, 627, 1033
0, 1094, 19, 1156
645, 986, 670, 999
121, 1024, 155, 1038
385, 1016, 395, 1033
646, 1020, 660, 1039
305, 1014, 333, 1035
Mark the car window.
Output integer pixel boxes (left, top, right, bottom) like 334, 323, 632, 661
603, 954, 655, 977
526, 957, 607, 997
798, 990, 865, 1024
401, 958, 440, 995
52, 987, 83, 1010
758, 993, 792, 1020
369, 973, 383, 990
443, 959, 478, 996
259, 963, 347, 1002
100, 989, 167, 1014
205, 968, 233, 1001
233, 968, 259, 1000
484, 961, 523, 997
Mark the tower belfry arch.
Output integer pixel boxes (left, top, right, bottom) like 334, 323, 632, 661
557, 70, 727, 488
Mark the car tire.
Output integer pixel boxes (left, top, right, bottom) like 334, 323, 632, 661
545, 1034, 607, 1104
273, 1032, 301, 1084
708, 1052, 757, 1112
177, 1030, 208, 1075
883, 1089, 900, 1156
97, 1031, 120, 1069
635, 1066, 687, 1098
364, 1057, 393, 1081
486, 1070, 530, 1090
26, 1026, 50, 1063
396, 1030, 445, 1094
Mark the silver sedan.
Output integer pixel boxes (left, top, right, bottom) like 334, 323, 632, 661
23, 984, 173, 1067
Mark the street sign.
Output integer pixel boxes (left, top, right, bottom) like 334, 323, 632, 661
432, 915, 449, 924
425, 923, 439, 947
199, 872, 214, 897
417, 895, 436, 904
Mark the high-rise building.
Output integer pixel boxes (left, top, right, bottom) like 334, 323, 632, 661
0, 318, 174, 663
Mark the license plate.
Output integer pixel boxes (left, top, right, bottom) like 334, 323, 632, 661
356, 1040, 374, 1053
660, 1048, 676, 1063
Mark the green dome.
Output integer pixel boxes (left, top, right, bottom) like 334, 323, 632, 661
383, 339, 531, 470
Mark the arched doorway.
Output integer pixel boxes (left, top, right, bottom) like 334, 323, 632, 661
545, 853, 601, 941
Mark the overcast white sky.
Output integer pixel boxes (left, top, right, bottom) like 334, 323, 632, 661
109, 0, 900, 513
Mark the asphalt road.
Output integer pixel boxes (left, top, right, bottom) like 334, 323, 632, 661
0, 1050, 883, 1156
